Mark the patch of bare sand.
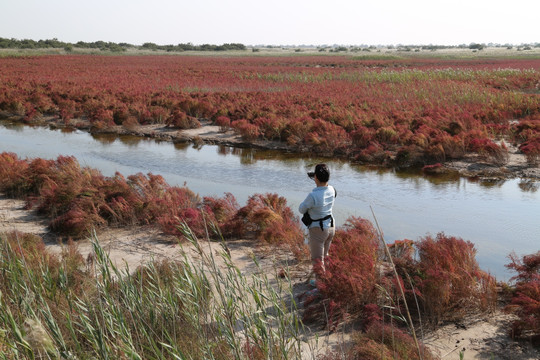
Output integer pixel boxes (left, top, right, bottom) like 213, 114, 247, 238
424, 313, 540, 360
444, 142, 540, 180
0, 196, 49, 235
1, 195, 539, 359
90, 119, 292, 151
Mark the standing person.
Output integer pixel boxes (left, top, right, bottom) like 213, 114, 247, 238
299, 163, 336, 287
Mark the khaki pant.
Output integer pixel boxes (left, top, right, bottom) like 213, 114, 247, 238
308, 226, 335, 266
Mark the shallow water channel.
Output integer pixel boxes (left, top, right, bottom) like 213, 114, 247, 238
1, 121, 539, 280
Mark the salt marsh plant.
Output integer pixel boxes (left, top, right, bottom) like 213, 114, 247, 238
505, 251, 540, 342
400, 233, 497, 324
234, 193, 307, 260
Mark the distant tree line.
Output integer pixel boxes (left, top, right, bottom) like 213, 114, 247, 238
315, 43, 540, 53
1, 37, 538, 53
140, 42, 246, 52
0, 37, 246, 52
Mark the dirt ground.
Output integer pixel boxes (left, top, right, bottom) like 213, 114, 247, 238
1, 195, 539, 359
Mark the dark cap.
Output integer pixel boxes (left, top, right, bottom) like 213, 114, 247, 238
308, 163, 330, 182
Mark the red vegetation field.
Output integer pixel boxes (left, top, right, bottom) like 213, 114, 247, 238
1, 55, 539, 166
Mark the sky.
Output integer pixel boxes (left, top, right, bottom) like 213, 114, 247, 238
1, 0, 538, 46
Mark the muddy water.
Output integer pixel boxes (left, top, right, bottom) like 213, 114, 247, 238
1, 121, 539, 280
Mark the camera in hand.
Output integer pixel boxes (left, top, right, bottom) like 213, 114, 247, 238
307, 171, 315, 179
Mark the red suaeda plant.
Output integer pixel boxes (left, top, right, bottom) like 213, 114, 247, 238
253, 116, 287, 141
0, 153, 310, 255
316, 302, 436, 360
513, 120, 540, 142
344, 321, 436, 360
155, 187, 204, 237
235, 193, 307, 259
0, 152, 30, 197
387, 239, 415, 263
215, 115, 231, 133
303, 118, 351, 155
412, 233, 497, 324
97, 172, 142, 225
395, 144, 425, 167
232, 119, 260, 141
109, 172, 204, 237
203, 192, 243, 238
305, 217, 380, 326
34, 156, 93, 216
166, 110, 200, 129
25, 156, 113, 236
49, 197, 108, 236
313, 233, 495, 357
505, 251, 540, 341
519, 137, 540, 165
467, 136, 508, 164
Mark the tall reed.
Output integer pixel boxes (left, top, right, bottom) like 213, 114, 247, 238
0, 228, 307, 359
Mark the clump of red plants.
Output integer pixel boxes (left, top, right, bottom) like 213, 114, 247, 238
303, 220, 497, 359
0, 152, 306, 259
505, 251, 540, 343
399, 233, 498, 324
233, 193, 307, 260
513, 119, 540, 165
312, 217, 381, 319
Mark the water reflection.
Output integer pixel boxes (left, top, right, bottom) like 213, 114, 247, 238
91, 133, 177, 148
475, 178, 507, 189
397, 169, 462, 186
118, 135, 147, 147
91, 133, 117, 145
173, 142, 190, 151
217, 145, 230, 156
519, 180, 539, 193
1, 121, 25, 131
58, 126, 77, 134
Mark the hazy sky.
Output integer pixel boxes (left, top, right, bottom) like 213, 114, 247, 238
1, 0, 538, 46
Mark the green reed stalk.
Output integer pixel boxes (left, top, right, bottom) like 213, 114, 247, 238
370, 206, 423, 359
178, 221, 305, 359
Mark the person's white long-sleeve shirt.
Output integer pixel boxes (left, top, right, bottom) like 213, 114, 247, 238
298, 185, 336, 229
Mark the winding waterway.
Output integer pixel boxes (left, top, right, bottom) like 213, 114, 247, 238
1, 121, 539, 280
